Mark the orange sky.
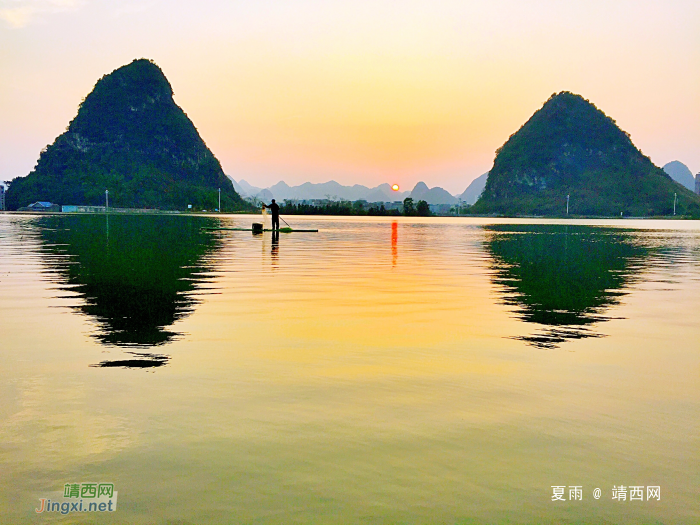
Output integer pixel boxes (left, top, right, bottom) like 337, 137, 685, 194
1, 0, 699, 193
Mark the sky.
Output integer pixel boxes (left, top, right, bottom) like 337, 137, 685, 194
1, 0, 698, 194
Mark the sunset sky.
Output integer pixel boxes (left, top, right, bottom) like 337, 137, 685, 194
1, 0, 698, 194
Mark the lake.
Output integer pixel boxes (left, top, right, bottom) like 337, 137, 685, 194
0, 213, 698, 524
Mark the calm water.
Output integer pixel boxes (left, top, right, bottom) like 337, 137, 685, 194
0, 213, 698, 524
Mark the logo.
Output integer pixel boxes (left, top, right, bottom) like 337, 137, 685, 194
36, 482, 118, 515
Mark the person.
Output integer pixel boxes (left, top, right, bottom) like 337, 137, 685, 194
262, 199, 280, 230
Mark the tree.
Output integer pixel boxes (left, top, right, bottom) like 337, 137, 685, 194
403, 197, 415, 216
416, 200, 430, 216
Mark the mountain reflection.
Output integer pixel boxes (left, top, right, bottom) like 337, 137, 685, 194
38, 214, 220, 365
483, 224, 649, 348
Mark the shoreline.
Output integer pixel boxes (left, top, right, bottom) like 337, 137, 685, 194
0, 210, 698, 220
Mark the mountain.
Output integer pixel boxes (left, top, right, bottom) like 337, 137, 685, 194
365, 188, 395, 203
409, 182, 458, 205
229, 178, 246, 195
228, 177, 275, 201
662, 161, 695, 191
7, 59, 247, 211
229, 177, 263, 197
409, 182, 430, 200
256, 189, 274, 202
252, 180, 408, 202
459, 172, 488, 204
372, 183, 408, 201
238, 179, 264, 196
268, 181, 295, 200
471, 91, 700, 216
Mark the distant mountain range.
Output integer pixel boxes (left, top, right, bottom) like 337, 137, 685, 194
229, 177, 484, 205
663, 161, 695, 191
230, 178, 408, 202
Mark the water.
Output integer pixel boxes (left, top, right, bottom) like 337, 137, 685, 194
0, 213, 698, 524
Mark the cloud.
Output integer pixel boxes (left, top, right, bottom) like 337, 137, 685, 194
0, 0, 87, 28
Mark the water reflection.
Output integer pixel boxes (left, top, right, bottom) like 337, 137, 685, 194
38, 214, 220, 364
484, 224, 650, 348
271, 230, 279, 267
391, 221, 398, 267
90, 351, 170, 368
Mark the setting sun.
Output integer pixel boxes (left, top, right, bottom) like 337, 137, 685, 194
392, 184, 400, 191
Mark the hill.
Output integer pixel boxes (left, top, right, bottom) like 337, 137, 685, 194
229, 178, 263, 198
471, 92, 700, 216
409, 182, 457, 205
7, 59, 247, 211
459, 172, 488, 204
662, 161, 695, 191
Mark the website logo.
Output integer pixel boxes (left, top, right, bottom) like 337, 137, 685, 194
36, 482, 118, 515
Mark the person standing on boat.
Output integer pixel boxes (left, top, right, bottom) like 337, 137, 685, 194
262, 199, 280, 230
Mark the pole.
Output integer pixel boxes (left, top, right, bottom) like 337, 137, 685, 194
218, 188, 221, 212
105, 189, 109, 212
566, 194, 569, 215
673, 193, 677, 216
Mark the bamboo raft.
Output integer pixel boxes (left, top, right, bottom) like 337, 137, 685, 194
203, 227, 318, 233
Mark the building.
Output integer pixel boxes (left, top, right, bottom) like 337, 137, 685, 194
429, 203, 454, 216
0, 185, 5, 211
19, 201, 60, 212
383, 201, 404, 211
696, 173, 700, 195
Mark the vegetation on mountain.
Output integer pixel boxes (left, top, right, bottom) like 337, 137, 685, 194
471, 92, 700, 216
7, 59, 249, 211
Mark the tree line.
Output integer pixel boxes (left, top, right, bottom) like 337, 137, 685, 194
277, 197, 431, 216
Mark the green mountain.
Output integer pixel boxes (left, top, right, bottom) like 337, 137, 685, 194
472, 92, 700, 216
7, 59, 248, 211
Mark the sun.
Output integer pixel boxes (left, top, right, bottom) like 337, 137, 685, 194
391, 184, 400, 191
